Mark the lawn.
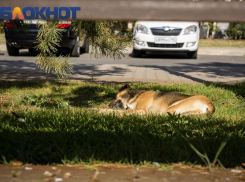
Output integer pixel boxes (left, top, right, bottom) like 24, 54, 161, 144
199, 39, 245, 47
0, 81, 245, 168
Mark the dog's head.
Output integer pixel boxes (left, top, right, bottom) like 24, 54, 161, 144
109, 84, 131, 109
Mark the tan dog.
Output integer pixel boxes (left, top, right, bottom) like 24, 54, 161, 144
109, 84, 215, 115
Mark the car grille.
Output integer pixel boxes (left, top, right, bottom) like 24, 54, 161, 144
147, 42, 184, 48
150, 28, 182, 36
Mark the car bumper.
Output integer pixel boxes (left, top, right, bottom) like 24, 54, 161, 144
133, 33, 199, 52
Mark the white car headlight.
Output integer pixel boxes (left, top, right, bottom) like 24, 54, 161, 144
136, 24, 149, 34
183, 25, 197, 35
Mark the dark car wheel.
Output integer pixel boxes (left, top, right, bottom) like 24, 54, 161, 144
84, 38, 89, 53
29, 48, 36, 53
133, 49, 144, 58
81, 37, 89, 54
6, 43, 19, 56
188, 50, 198, 59
70, 37, 80, 57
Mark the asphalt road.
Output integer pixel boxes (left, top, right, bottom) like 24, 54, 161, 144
0, 50, 245, 84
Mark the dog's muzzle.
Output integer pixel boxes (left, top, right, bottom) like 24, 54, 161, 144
109, 100, 124, 108
109, 102, 114, 108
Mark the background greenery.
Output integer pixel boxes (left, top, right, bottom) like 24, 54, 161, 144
226, 23, 245, 40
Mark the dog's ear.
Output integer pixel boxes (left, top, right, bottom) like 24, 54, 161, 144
119, 84, 131, 92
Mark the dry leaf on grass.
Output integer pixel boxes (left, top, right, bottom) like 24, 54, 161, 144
13, 161, 23, 166
63, 172, 71, 178
44, 171, 55, 177
25, 167, 32, 170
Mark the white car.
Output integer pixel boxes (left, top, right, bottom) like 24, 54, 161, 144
133, 21, 200, 59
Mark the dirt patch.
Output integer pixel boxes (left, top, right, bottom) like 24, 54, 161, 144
0, 164, 244, 182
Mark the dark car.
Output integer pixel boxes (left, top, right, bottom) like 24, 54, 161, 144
4, 20, 89, 57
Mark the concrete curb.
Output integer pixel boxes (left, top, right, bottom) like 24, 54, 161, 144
198, 47, 245, 56
124, 47, 245, 56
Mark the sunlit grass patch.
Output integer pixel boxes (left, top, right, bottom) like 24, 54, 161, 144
199, 39, 245, 47
0, 33, 5, 43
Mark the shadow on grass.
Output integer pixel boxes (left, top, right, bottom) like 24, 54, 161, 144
0, 80, 46, 90
210, 82, 245, 98
0, 81, 185, 109
0, 111, 245, 168
0, 81, 70, 94
64, 83, 185, 108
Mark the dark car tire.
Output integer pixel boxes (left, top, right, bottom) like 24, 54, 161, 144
81, 37, 89, 53
188, 50, 198, 59
133, 49, 144, 58
70, 37, 80, 57
84, 38, 89, 53
29, 48, 36, 53
6, 43, 19, 56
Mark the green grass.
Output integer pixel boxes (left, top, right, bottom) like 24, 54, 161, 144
199, 39, 245, 47
0, 33, 5, 43
0, 81, 245, 167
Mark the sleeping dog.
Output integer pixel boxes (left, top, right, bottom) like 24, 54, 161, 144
109, 84, 215, 115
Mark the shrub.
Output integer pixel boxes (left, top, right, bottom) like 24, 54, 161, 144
225, 23, 245, 40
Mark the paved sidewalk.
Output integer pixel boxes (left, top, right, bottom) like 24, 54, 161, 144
198, 47, 245, 56
0, 44, 245, 84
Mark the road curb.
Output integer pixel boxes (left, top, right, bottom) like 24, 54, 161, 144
198, 53, 244, 56
124, 47, 245, 56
